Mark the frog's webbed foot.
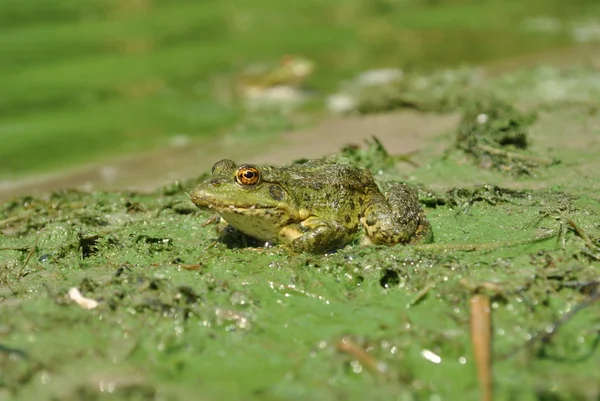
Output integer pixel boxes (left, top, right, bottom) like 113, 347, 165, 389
279, 217, 353, 254
363, 182, 433, 245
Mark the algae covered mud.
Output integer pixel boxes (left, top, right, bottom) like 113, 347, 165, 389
1, 83, 600, 399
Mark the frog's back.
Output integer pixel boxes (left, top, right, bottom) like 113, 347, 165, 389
261, 160, 377, 222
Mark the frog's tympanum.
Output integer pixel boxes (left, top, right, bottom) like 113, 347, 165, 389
191, 159, 433, 253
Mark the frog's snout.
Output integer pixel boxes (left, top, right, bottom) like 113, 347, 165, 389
190, 187, 210, 205
190, 180, 225, 208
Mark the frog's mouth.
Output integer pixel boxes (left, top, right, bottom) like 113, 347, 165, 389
190, 189, 298, 219
195, 198, 303, 223
192, 196, 283, 214
206, 203, 277, 213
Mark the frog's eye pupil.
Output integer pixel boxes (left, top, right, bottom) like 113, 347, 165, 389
236, 166, 260, 186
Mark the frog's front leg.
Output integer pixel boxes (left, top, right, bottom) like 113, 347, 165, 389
279, 216, 354, 253
362, 183, 433, 245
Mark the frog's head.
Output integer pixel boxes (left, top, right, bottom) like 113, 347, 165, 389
191, 159, 302, 242
279, 55, 315, 79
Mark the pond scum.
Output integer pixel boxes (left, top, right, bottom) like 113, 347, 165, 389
1, 69, 600, 400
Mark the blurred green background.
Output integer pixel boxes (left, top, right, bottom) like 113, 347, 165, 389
1, 0, 599, 179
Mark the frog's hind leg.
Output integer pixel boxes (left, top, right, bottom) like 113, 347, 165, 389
362, 183, 433, 245
386, 182, 433, 244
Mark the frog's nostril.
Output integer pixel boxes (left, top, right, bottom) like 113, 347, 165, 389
210, 179, 221, 186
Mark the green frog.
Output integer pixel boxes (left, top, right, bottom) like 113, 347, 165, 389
191, 159, 433, 253
236, 55, 315, 94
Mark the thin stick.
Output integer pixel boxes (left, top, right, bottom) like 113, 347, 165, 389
470, 294, 493, 401
476, 144, 555, 166
567, 218, 599, 251
18, 233, 41, 278
336, 336, 387, 375
414, 230, 557, 253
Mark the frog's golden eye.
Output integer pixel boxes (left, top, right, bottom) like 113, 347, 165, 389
235, 165, 261, 186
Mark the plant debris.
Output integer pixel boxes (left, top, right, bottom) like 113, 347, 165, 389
455, 98, 557, 175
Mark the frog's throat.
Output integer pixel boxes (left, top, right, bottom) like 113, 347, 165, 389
205, 201, 308, 220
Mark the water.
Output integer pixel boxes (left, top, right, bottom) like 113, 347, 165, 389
0, 0, 597, 179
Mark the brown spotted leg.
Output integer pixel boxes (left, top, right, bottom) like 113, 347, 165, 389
361, 183, 433, 245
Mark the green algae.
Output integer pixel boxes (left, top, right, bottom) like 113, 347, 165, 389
2, 122, 599, 400
342, 64, 600, 120
346, 67, 482, 114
